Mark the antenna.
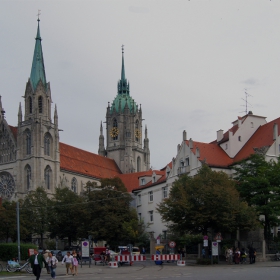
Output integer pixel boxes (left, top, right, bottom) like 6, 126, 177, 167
240, 89, 253, 114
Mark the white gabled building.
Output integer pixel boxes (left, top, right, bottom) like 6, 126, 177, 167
132, 112, 280, 244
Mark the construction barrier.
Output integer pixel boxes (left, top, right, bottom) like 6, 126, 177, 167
131, 255, 146, 261
114, 255, 131, 262
109, 261, 118, 268
177, 260, 186, 266
151, 254, 181, 261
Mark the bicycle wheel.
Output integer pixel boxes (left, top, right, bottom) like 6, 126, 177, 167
6, 264, 18, 272
25, 263, 32, 274
0, 263, 3, 272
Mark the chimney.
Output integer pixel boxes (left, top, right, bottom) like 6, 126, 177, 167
217, 129, 223, 142
273, 123, 278, 141
189, 138, 193, 149
183, 130, 187, 141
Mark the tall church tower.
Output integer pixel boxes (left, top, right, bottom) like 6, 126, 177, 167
99, 47, 150, 173
16, 18, 60, 195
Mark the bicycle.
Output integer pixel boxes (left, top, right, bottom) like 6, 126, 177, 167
6, 260, 32, 273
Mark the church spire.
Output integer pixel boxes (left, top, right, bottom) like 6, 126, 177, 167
30, 17, 47, 91
118, 45, 129, 95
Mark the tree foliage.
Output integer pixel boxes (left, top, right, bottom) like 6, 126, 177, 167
48, 187, 84, 246
234, 154, 280, 240
21, 187, 51, 247
157, 165, 259, 236
80, 178, 139, 246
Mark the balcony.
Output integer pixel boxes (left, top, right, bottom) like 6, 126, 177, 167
178, 165, 190, 175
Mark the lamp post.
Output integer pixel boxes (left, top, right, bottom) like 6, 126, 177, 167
16, 201, 21, 263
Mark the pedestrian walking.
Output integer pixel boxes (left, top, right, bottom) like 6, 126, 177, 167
46, 251, 58, 279
29, 249, 46, 280
249, 246, 254, 264
62, 251, 74, 275
234, 248, 241, 264
228, 248, 233, 264
72, 250, 79, 275
43, 249, 50, 274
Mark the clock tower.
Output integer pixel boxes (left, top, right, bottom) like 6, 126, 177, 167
98, 47, 150, 174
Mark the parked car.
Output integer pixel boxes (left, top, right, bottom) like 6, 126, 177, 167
118, 246, 140, 255
51, 250, 60, 258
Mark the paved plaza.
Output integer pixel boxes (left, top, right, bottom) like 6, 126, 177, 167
1, 260, 280, 280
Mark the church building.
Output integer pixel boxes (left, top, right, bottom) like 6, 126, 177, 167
0, 19, 150, 201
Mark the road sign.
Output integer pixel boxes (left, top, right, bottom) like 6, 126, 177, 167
169, 241, 176, 248
203, 240, 208, 247
214, 232, 223, 242
82, 240, 89, 257
212, 242, 218, 256
203, 235, 208, 240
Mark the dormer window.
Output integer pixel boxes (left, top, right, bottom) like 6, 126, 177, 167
153, 176, 156, 183
141, 178, 145, 185
186, 158, 189, 166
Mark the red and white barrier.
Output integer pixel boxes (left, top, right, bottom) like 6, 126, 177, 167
114, 255, 131, 262
177, 260, 186, 266
131, 255, 146, 261
152, 254, 181, 261
109, 261, 118, 268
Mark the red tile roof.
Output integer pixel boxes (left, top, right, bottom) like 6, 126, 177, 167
233, 117, 280, 163
9, 125, 17, 140
185, 140, 233, 168
60, 142, 122, 179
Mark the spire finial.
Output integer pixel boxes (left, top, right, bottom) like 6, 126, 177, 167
37, 10, 41, 21
122, 44, 124, 54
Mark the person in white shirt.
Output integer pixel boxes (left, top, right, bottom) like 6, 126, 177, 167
46, 252, 58, 279
62, 251, 74, 275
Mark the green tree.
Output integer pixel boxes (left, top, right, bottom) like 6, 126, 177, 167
80, 178, 139, 247
157, 165, 259, 236
234, 154, 280, 240
48, 187, 84, 246
21, 187, 51, 247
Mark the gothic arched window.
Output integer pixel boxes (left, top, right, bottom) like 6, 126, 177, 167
25, 165, 31, 190
28, 96, 32, 114
44, 166, 51, 190
26, 130, 31, 155
71, 177, 77, 193
38, 96, 43, 114
44, 134, 51, 156
137, 156, 141, 172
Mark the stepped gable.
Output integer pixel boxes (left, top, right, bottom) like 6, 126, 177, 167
234, 117, 280, 163
119, 170, 165, 192
186, 140, 233, 168
60, 142, 122, 179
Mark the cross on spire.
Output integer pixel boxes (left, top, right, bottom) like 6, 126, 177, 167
122, 44, 124, 54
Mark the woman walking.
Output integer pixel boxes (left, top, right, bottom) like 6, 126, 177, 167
46, 252, 58, 279
72, 250, 79, 275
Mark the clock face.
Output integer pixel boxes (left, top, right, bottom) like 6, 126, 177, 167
135, 129, 141, 139
110, 127, 119, 138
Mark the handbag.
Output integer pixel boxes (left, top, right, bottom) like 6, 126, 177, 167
51, 262, 57, 268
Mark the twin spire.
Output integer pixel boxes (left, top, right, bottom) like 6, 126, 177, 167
30, 18, 47, 91
118, 45, 130, 95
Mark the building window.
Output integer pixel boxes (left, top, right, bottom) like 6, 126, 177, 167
162, 186, 168, 199
138, 213, 142, 221
251, 122, 254, 128
153, 176, 156, 183
186, 157, 189, 166
225, 143, 228, 150
149, 210, 153, 222
38, 96, 43, 114
26, 165, 31, 190
141, 178, 145, 185
112, 118, 118, 140
149, 191, 153, 202
137, 194, 141, 206
26, 130, 31, 155
71, 177, 77, 193
238, 136, 241, 141
44, 134, 50, 156
28, 96, 32, 114
44, 166, 51, 190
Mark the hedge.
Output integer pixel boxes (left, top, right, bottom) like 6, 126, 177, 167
0, 243, 37, 261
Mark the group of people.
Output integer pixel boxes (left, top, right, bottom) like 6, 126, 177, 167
29, 249, 58, 280
28, 249, 80, 280
226, 246, 256, 264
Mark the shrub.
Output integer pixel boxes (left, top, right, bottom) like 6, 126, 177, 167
0, 243, 37, 261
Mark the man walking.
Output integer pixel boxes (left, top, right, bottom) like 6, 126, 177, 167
29, 249, 46, 280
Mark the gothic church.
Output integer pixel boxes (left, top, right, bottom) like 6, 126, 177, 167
0, 19, 150, 201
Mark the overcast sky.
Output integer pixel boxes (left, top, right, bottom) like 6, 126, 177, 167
1, 0, 280, 170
